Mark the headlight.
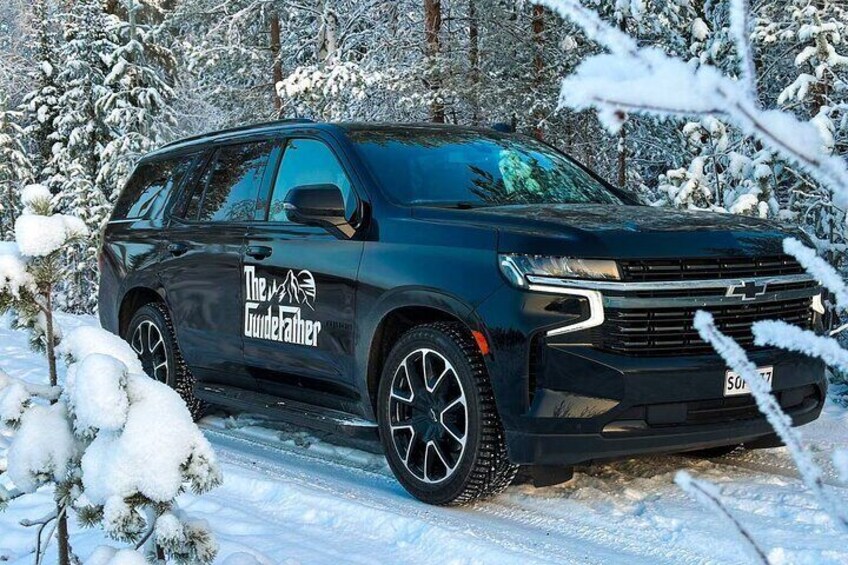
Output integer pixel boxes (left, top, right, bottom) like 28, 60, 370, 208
499, 254, 620, 287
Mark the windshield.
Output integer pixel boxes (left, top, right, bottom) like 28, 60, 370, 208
348, 129, 624, 207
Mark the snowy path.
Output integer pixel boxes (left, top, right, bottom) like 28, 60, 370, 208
2, 313, 848, 564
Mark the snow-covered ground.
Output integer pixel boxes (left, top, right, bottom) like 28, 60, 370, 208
2, 313, 847, 564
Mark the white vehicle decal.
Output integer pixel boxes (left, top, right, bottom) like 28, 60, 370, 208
243, 265, 322, 347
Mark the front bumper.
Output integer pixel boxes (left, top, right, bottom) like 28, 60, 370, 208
504, 346, 826, 465
475, 274, 827, 466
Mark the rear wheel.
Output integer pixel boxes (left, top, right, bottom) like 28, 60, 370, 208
377, 322, 518, 505
127, 303, 205, 421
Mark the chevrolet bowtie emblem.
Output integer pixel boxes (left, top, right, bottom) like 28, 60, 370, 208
727, 280, 768, 300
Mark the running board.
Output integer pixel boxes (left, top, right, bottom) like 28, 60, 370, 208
195, 384, 378, 442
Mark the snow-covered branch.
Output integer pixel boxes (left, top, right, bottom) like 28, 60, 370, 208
753, 320, 848, 372
783, 237, 848, 310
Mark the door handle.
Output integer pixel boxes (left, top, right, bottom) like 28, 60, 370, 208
167, 242, 189, 257
246, 245, 273, 260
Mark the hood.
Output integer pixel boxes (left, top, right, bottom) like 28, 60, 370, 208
412, 204, 804, 259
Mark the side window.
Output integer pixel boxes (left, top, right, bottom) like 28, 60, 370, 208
268, 139, 354, 222
112, 156, 195, 221
189, 141, 274, 223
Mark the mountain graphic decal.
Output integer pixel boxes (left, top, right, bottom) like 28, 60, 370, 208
270, 270, 317, 309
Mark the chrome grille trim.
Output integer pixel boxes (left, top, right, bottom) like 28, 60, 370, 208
525, 273, 817, 293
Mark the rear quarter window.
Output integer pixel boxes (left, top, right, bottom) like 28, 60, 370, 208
112, 156, 196, 221
184, 141, 275, 223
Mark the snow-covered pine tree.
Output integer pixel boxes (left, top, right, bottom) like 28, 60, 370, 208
760, 0, 848, 267
0, 183, 88, 565
0, 92, 29, 241
97, 2, 177, 201
51, 0, 114, 313
0, 188, 220, 562
0, 323, 223, 564
20, 0, 60, 189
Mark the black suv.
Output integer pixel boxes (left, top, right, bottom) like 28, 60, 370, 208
99, 120, 826, 505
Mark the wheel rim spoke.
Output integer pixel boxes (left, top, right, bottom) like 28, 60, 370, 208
440, 395, 468, 447
133, 320, 169, 384
389, 347, 468, 485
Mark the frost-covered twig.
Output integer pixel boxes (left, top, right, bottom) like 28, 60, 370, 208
783, 237, 848, 310
695, 311, 848, 532
753, 320, 848, 372
31, 506, 60, 565
674, 471, 767, 564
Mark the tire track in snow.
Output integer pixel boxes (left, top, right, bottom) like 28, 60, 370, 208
202, 425, 718, 565
708, 452, 845, 488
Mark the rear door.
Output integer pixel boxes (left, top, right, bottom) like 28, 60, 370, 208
160, 139, 276, 389
100, 154, 199, 335
243, 136, 365, 409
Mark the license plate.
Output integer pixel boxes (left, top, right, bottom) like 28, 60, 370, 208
724, 366, 773, 397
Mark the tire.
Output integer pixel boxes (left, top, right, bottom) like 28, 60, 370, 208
377, 322, 518, 505
126, 302, 206, 421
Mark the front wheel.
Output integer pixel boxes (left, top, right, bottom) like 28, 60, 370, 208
127, 302, 206, 421
377, 322, 518, 505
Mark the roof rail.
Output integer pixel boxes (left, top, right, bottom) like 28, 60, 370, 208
160, 118, 316, 150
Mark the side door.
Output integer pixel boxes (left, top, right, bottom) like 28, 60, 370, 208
160, 139, 276, 389
243, 136, 365, 410
101, 153, 198, 336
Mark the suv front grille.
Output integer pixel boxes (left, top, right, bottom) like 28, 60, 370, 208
619, 255, 805, 282
602, 296, 814, 356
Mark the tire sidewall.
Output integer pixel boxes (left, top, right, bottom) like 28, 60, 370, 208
127, 304, 180, 390
377, 326, 486, 504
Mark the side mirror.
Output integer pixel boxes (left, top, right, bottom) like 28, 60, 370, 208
284, 184, 356, 238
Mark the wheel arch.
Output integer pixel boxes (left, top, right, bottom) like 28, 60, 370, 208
361, 289, 488, 420
118, 286, 168, 338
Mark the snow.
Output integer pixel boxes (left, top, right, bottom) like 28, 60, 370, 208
80, 370, 221, 506
674, 470, 767, 563
2, 313, 848, 563
65, 354, 129, 436
0, 245, 33, 299
0, 381, 30, 425
691, 18, 709, 41
14, 214, 88, 257
19, 183, 51, 209
85, 546, 147, 565
60, 326, 144, 374
6, 402, 76, 494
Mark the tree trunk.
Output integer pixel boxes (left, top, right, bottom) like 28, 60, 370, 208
616, 18, 627, 187
617, 125, 627, 188
270, 12, 283, 114
45, 285, 57, 388
126, 0, 136, 42
469, 0, 480, 125
57, 509, 70, 565
532, 5, 544, 139
424, 0, 444, 123
50, 280, 68, 565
